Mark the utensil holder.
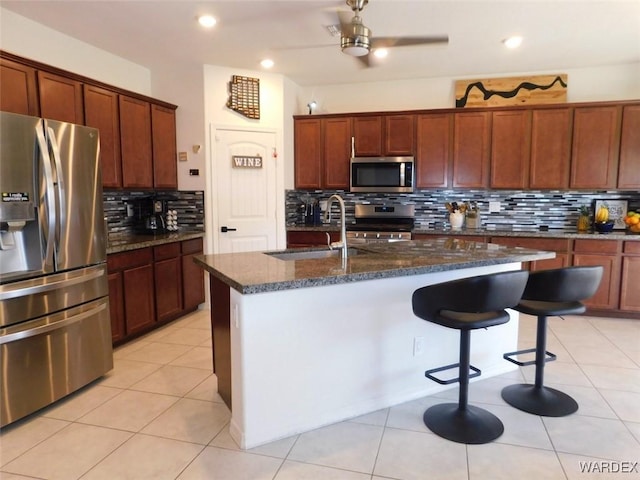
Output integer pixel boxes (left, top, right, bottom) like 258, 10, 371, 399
450, 212, 464, 230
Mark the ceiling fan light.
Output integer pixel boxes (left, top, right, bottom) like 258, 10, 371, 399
342, 44, 369, 57
373, 48, 388, 58
198, 15, 216, 28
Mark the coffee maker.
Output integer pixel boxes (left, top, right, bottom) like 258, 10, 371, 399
133, 196, 172, 234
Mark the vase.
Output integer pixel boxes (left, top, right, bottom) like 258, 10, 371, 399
450, 212, 464, 230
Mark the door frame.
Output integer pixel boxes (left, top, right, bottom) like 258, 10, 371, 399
205, 124, 285, 256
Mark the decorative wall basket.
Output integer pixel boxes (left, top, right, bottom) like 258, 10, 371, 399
455, 74, 567, 108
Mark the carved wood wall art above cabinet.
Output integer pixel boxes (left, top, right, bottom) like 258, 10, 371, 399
0, 51, 178, 191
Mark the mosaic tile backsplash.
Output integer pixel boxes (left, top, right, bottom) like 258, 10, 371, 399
286, 189, 640, 230
103, 190, 205, 238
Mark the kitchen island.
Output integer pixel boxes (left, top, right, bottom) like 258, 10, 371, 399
195, 238, 553, 449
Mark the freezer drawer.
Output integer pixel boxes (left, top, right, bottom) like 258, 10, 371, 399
0, 264, 108, 329
0, 296, 113, 427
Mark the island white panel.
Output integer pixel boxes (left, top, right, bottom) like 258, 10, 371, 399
228, 263, 521, 449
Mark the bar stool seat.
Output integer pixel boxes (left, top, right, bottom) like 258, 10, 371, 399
412, 270, 529, 444
501, 266, 603, 417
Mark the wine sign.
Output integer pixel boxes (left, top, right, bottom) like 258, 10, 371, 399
232, 155, 263, 169
455, 74, 567, 108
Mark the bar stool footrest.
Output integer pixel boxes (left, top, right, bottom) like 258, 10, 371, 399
501, 383, 578, 417
425, 362, 481, 385
423, 403, 504, 444
503, 348, 557, 367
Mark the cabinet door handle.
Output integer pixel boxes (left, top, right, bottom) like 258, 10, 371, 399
220, 226, 237, 233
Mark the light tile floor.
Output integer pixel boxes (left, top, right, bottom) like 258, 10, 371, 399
1, 309, 639, 479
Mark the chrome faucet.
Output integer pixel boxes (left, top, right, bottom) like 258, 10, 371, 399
325, 194, 348, 261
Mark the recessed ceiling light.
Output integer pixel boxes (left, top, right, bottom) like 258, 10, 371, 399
503, 36, 523, 49
373, 49, 388, 59
261, 59, 274, 69
198, 15, 217, 28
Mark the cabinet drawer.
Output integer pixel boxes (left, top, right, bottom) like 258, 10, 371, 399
573, 239, 621, 254
154, 242, 181, 260
624, 242, 640, 254
107, 247, 153, 271
182, 238, 204, 254
490, 237, 569, 252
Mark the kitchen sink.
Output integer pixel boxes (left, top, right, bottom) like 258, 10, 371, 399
266, 248, 360, 261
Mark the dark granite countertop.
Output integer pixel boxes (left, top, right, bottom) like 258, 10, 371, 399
194, 238, 553, 294
107, 231, 205, 254
287, 225, 640, 241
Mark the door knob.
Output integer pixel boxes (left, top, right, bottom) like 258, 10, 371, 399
220, 226, 237, 233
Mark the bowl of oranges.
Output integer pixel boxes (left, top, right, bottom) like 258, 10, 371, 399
624, 210, 640, 234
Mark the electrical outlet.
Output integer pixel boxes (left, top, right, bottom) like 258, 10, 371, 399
413, 336, 425, 356
489, 201, 501, 213
126, 203, 134, 217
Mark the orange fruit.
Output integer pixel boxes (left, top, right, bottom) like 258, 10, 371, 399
630, 216, 640, 225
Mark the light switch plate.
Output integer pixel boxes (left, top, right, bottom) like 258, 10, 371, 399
489, 201, 501, 213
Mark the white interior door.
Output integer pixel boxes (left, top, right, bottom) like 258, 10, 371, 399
214, 128, 278, 253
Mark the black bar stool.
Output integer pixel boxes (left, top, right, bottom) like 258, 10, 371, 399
412, 270, 529, 444
501, 266, 603, 417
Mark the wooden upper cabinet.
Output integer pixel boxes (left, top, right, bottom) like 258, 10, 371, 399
0, 57, 39, 116
385, 114, 415, 156
353, 115, 382, 156
415, 113, 451, 188
37, 71, 84, 124
529, 108, 572, 189
151, 104, 178, 189
452, 111, 491, 188
83, 85, 122, 189
323, 117, 352, 189
119, 95, 153, 189
490, 110, 531, 189
617, 104, 640, 189
294, 118, 322, 189
570, 105, 622, 189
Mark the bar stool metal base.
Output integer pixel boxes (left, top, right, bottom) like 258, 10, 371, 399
501, 383, 578, 417
423, 403, 504, 444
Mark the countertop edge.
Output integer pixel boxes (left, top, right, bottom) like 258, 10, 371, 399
107, 231, 205, 254
287, 226, 640, 241
195, 247, 553, 295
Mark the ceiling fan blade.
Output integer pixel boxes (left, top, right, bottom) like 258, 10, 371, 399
371, 35, 449, 49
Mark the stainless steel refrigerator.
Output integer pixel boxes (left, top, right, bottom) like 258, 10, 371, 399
0, 111, 113, 427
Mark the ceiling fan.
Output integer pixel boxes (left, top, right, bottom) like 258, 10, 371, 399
335, 0, 448, 67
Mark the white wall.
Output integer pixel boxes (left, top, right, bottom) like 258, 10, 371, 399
295, 63, 640, 116
202, 65, 288, 254
0, 7, 151, 95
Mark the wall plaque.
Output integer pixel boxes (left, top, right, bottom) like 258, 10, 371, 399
455, 74, 567, 108
227, 75, 260, 119
232, 155, 263, 169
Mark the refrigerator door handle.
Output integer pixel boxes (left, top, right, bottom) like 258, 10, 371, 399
0, 266, 105, 301
35, 124, 56, 270
47, 126, 66, 264
0, 301, 107, 345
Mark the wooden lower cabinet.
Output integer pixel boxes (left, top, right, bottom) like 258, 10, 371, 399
287, 231, 339, 248
154, 243, 183, 323
620, 242, 640, 312
572, 239, 621, 311
107, 271, 125, 343
107, 247, 156, 340
182, 238, 205, 311
489, 237, 570, 271
107, 237, 205, 345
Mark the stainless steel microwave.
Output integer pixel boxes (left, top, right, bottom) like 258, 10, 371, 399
350, 156, 415, 193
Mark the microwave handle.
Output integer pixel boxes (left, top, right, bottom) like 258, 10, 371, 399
351, 136, 355, 158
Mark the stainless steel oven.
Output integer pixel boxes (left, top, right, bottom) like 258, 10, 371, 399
346, 204, 414, 243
